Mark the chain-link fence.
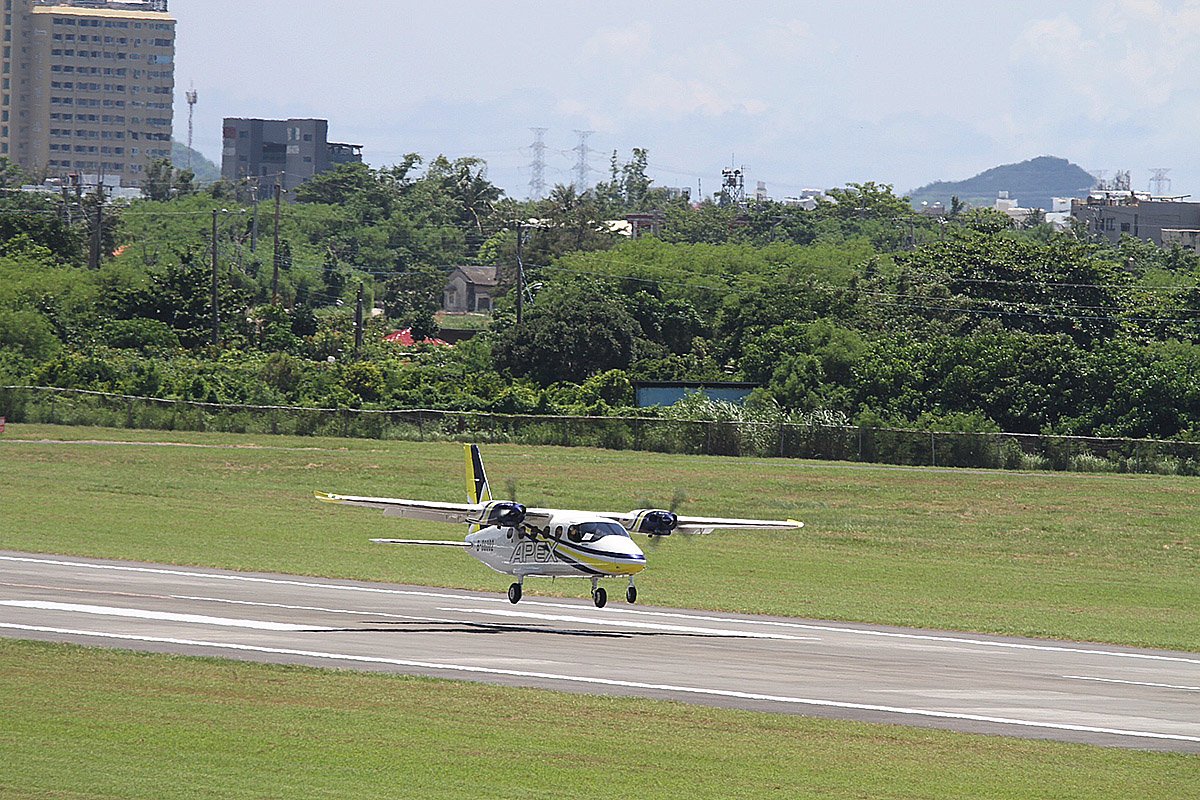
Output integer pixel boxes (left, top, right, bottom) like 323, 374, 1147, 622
3, 385, 1200, 475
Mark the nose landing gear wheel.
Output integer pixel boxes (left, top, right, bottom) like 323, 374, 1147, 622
626, 585, 637, 604
592, 587, 607, 608
508, 582, 522, 604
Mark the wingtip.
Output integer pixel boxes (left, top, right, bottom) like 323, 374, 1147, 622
788, 519, 805, 528
314, 490, 339, 503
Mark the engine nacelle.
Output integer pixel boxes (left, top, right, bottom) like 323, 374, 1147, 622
471, 501, 527, 529
626, 509, 678, 536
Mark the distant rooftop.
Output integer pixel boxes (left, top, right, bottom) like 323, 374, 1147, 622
34, 0, 168, 9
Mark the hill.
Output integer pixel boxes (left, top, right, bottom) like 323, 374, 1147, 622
908, 156, 1095, 211
170, 140, 221, 183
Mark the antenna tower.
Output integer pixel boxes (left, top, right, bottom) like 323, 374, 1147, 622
528, 127, 548, 200
572, 130, 593, 191
1149, 168, 1171, 196
720, 166, 745, 207
185, 86, 198, 170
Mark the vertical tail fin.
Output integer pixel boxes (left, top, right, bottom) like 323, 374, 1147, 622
465, 444, 492, 504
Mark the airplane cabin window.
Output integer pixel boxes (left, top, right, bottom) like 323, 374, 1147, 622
573, 521, 630, 541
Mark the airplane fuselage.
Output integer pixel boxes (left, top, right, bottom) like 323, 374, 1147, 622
466, 515, 647, 579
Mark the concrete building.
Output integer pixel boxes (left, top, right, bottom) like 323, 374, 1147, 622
442, 265, 498, 313
2, 0, 175, 187
1161, 229, 1200, 252
1071, 191, 1200, 246
220, 117, 362, 197
633, 381, 759, 408
993, 191, 1043, 225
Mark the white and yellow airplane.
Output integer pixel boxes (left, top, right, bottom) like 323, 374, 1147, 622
317, 445, 803, 608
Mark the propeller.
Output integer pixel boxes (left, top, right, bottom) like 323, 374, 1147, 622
642, 489, 688, 546
505, 477, 519, 502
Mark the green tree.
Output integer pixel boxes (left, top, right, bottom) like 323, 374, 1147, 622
529, 184, 615, 257
320, 249, 346, 300
0, 157, 29, 189
383, 264, 444, 340
823, 182, 911, 221
0, 194, 84, 265
493, 279, 640, 384
141, 158, 184, 201
295, 162, 391, 213
0, 308, 61, 361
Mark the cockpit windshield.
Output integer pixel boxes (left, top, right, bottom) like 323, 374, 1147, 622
567, 521, 630, 543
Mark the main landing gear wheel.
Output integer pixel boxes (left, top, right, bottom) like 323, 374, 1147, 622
508, 582, 522, 604
626, 585, 637, 604
592, 587, 607, 608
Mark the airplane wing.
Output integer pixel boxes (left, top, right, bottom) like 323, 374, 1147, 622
595, 509, 804, 536
671, 515, 803, 535
315, 491, 477, 525
315, 491, 556, 530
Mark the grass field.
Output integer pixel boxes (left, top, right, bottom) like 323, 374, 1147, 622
1, 423, 1197, 650
1, 638, 1194, 800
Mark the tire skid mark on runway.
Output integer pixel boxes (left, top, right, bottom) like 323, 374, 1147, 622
172, 594, 459, 622
440, 607, 819, 641
4, 554, 1199, 665
0, 600, 335, 632
2, 621, 1197, 746
1062, 675, 1200, 692
175, 596, 814, 639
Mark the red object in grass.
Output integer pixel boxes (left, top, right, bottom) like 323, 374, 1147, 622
383, 328, 448, 346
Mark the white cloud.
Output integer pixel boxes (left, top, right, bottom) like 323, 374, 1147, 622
1015, 2, 1200, 118
582, 22, 653, 61
626, 74, 768, 117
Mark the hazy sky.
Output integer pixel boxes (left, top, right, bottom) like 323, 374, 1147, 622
170, 0, 1200, 201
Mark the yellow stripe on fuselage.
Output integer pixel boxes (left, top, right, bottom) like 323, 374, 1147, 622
554, 542, 645, 576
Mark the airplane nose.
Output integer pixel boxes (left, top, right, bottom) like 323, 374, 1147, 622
603, 536, 646, 571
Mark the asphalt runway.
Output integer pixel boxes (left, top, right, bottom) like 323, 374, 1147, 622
1, 550, 1197, 753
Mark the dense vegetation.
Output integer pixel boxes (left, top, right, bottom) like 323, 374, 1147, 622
3, 151, 1200, 442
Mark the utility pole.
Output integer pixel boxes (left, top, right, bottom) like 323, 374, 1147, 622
211, 209, 220, 346
88, 181, 103, 270
354, 282, 364, 357
271, 180, 282, 303
250, 177, 259, 253
515, 220, 524, 326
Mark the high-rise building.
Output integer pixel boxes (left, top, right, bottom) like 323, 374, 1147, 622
2, 0, 175, 187
221, 117, 362, 197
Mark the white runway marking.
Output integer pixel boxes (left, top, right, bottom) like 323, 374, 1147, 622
0, 600, 333, 632
2, 621, 1197, 746
441, 606, 819, 640
4, 554, 1199, 665
1063, 675, 1200, 692
172, 594, 456, 623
